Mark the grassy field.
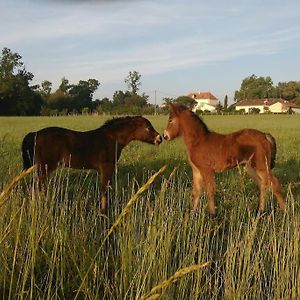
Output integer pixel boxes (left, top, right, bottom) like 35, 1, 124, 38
0, 114, 299, 299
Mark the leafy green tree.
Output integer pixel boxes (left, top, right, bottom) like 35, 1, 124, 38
277, 81, 300, 104
69, 79, 100, 112
0, 47, 43, 115
124, 71, 141, 95
92, 97, 113, 113
162, 97, 175, 106
0, 47, 23, 79
216, 101, 223, 114
113, 90, 131, 106
223, 94, 228, 109
174, 96, 196, 109
39, 80, 52, 103
234, 74, 276, 101
59, 77, 70, 94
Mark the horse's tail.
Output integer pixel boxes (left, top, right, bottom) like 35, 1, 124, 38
265, 133, 276, 169
22, 132, 36, 169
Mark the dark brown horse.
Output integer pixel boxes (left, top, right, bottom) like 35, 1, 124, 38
163, 104, 286, 217
22, 116, 162, 214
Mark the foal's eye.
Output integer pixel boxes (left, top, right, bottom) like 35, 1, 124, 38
146, 127, 151, 132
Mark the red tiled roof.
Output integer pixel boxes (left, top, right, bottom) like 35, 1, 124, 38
282, 102, 300, 109
236, 98, 294, 107
188, 92, 217, 100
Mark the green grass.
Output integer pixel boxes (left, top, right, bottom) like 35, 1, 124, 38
0, 114, 300, 299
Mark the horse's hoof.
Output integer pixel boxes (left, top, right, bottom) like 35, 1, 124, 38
209, 212, 216, 219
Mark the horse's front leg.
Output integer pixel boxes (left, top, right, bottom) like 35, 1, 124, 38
99, 163, 114, 215
202, 169, 216, 218
191, 164, 203, 212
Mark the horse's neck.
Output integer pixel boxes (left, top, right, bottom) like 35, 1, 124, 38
102, 126, 135, 146
180, 115, 208, 148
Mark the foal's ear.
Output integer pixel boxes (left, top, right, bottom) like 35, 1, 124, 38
169, 103, 178, 114
169, 103, 186, 115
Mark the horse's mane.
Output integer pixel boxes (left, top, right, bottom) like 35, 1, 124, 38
174, 104, 210, 133
101, 116, 140, 129
190, 111, 210, 133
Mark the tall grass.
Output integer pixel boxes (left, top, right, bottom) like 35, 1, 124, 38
0, 114, 299, 299
0, 167, 299, 299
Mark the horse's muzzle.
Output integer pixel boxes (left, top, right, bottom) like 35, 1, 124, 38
163, 131, 170, 141
154, 135, 163, 145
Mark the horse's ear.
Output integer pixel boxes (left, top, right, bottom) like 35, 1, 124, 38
169, 103, 178, 114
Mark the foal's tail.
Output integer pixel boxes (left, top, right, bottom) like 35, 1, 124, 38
22, 132, 36, 169
265, 133, 277, 169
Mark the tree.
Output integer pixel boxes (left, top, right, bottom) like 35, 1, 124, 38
124, 71, 141, 95
0, 47, 23, 79
277, 81, 300, 104
174, 96, 196, 109
216, 101, 223, 114
234, 74, 276, 101
69, 79, 100, 112
59, 77, 70, 94
223, 94, 228, 109
113, 90, 131, 106
93, 97, 113, 113
39, 80, 52, 101
0, 47, 43, 115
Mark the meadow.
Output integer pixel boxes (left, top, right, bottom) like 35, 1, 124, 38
0, 114, 299, 299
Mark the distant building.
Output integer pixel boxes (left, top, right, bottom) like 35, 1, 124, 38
235, 98, 300, 114
188, 92, 218, 112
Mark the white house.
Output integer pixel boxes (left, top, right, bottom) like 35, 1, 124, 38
235, 98, 300, 114
188, 92, 218, 112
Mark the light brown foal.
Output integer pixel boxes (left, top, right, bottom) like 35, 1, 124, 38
163, 104, 286, 217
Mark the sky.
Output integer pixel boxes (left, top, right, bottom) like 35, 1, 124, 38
1, 0, 300, 105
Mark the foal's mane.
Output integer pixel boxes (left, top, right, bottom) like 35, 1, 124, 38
189, 110, 210, 133
174, 104, 210, 133
101, 116, 140, 129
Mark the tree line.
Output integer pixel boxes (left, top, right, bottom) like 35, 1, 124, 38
1, 48, 300, 116
234, 74, 300, 104
0, 48, 154, 116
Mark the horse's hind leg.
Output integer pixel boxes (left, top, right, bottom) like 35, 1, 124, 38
245, 166, 267, 213
269, 172, 286, 212
37, 164, 49, 192
99, 163, 114, 215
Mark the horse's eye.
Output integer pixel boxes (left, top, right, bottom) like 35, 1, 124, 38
146, 126, 151, 132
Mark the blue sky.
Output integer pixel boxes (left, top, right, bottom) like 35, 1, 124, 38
1, 0, 300, 104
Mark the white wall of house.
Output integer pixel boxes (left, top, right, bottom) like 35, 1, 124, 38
236, 105, 264, 113
194, 99, 217, 112
269, 102, 284, 113
194, 101, 216, 112
292, 107, 300, 113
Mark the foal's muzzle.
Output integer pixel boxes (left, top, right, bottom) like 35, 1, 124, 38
163, 131, 170, 141
154, 134, 163, 145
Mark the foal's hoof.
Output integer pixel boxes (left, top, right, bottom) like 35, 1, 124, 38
209, 212, 216, 219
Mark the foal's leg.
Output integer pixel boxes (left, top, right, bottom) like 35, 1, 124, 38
202, 169, 216, 217
99, 163, 114, 214
37, 164, 52, 193
245, 165, 266, 213
255, 170, 268, 213
268, 172, 286, 212
191, 164, 203, 212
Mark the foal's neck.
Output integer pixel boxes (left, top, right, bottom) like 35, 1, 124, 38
102, 125, 135, 146
180, 113, 209, 147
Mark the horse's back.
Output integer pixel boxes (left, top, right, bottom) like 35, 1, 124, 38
234, 128, 275, 169
33, 126, 109, 170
